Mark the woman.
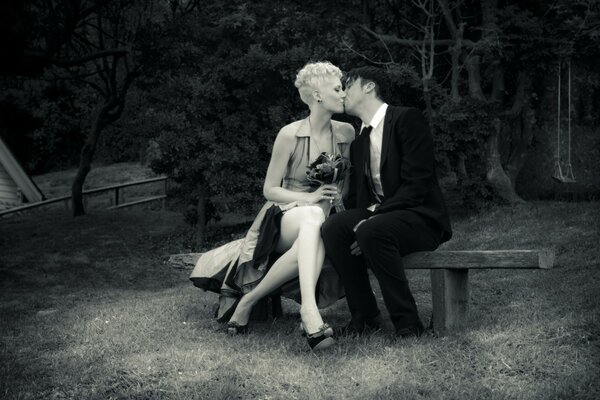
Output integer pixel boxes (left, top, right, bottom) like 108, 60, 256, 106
190, 61, 354, 350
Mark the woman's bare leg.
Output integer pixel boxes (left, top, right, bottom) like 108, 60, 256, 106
294, 208, 327, 334
228, 206, 326, 331
228, 242, 299, 326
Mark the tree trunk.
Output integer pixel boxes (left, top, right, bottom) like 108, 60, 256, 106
423, 76, 434, 129
71, 152, 91, 216
71, 93, 127, 216
491, 64, 505, 103
70, 60, 135, 216
420, 7, 437, 132
450, 46, 461, 102
465, 55, 486, 101
503, 71, 534, 188
437, 0, 463, 102
506, 103, 535, 185
72, 107, 108, 216
456, 152, 467, 178
465, 55, 524, 202
486, 119, 524, 203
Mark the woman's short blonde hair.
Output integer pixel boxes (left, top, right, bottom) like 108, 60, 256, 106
294, 61, 343, 105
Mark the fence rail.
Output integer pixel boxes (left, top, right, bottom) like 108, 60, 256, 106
0, 176, 168, 217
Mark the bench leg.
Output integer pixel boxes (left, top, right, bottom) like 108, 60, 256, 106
249, 295, 283, 321
271, 295, 283, 319
430, 269, 469, 335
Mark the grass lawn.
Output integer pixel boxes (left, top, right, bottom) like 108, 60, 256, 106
1, 166, 599, 399
28, 162, 166, 213
32, 162, 161, 199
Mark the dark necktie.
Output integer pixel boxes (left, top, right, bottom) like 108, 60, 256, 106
360, 126, 379, 204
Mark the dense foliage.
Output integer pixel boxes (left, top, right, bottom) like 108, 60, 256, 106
137, 1, 363, 221
1, 0, 599, 231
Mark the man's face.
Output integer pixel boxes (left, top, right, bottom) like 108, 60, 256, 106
343, 77, 364, 116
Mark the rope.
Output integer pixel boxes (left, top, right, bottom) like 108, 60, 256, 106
564, 60, 575, 181
567, 60, 572, 165
553, 59, 576, 183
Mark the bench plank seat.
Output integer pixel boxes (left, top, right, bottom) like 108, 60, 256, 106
169, 249, 555, 335
403, 250, 554, 270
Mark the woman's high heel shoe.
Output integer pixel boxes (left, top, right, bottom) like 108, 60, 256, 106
303, 324, 335, 351
218, 297, 242, 323
299, 322, 334, 338
224, 296, 250, 335
227, 321, 249, 335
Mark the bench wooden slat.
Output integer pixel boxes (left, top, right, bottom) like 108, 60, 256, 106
169, 253, 202, 270
168, 249, 555, 271
403, 249, 555, 270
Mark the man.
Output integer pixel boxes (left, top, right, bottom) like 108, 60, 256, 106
321, 66, 452, 338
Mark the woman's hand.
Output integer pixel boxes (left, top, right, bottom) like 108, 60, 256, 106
306, 184, 338, 204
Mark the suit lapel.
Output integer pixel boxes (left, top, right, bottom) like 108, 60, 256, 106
380, 106, 394, 169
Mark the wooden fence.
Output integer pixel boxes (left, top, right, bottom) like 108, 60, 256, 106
0, 176, 168, 217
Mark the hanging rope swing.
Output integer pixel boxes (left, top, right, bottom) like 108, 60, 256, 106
552, 60, 576, 183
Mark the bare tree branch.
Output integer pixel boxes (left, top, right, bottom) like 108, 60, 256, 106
342, 38, 395, 66
437, 0, 459, 38
22, 48, 129, 67
359, 24, 478, 48
412, 0, 432, 17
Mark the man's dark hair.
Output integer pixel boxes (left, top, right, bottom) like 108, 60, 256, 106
344, 66, 391, 102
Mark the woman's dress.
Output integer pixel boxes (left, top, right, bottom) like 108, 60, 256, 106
189, 117, 355, 321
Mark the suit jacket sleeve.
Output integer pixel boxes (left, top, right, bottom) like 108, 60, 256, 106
377, 108, 435, 214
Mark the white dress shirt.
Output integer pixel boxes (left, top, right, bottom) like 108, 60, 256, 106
360, 103, 388, 202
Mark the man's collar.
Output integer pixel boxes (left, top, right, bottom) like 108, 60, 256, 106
361, 103, 388, 131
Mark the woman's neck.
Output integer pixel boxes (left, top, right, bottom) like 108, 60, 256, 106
308, 109, 332, 136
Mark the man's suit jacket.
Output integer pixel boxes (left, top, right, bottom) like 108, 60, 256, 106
345, 105, 452, 242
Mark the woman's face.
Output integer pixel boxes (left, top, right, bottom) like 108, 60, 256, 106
317, 76, 345, 113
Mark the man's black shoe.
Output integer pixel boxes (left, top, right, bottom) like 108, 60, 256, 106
337, 314, 383, 336
395, 321, 425, 338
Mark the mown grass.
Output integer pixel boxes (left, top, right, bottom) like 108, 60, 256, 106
1, 171, 599, 399
32, 162, 159, 199
28, 162, 166, 213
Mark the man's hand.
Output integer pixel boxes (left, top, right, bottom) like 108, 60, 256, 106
350, 240, 362, 256
350, 214, 380, 256
350, 219, 368, 256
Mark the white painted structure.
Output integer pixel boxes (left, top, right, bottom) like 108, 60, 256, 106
0, 137, 43, 210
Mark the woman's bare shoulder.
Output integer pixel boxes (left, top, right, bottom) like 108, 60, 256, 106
273, 120, 303, 149
276, 119, 305, 140
333, 120, 356, 143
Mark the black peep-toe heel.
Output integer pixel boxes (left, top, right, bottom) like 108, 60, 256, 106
299, 322, 334, 338
227, 321, 249, 335
304, 324, 335, 351
222, 297, 249, 335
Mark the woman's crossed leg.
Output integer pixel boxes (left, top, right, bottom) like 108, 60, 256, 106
228, 205, 327, 334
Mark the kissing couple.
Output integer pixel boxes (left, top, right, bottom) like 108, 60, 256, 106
190, 61, 452, 351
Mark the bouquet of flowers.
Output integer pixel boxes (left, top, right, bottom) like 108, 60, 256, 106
306, 152, 351, 187
306, 152, 350, 212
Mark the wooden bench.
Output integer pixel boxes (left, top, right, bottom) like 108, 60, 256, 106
169, 249, 555, 335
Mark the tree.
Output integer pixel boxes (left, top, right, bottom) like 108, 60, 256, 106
343, 0, 600, 203
66, 1, 146, 215
142, 0, 361, 248
0, 0, 150, 215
